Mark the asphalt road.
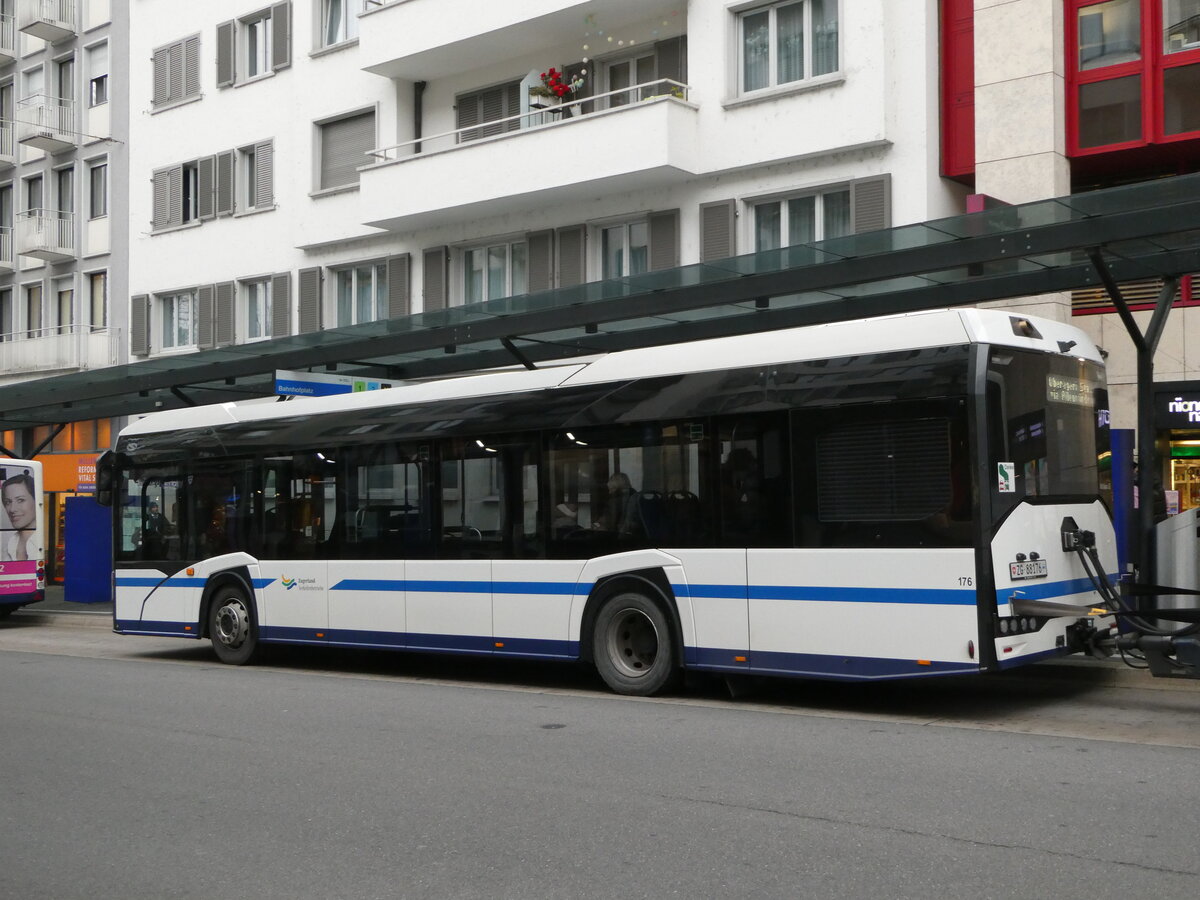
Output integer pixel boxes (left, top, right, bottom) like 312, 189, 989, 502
2, 616, 1199, 900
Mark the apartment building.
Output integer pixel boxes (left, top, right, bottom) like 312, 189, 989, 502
0, 0, 128, 579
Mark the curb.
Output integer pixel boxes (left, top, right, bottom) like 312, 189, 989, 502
10, 609, 114, 629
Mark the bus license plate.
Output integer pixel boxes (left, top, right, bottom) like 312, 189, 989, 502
1010, 559, 1048, 581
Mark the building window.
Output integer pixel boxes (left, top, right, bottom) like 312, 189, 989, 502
89, 272, 107, 331
753, 188, 851, 251
601, 223, 649, 279
218, 5, 291, 88
88, 161, 107, 219
463, 241, 526, 303
25, 174, 42, 213
244, 12, 272, 79
161, 291, 196, 349
152, 35, 201, 109
55, 166, 73, 215
335, 263, 387, 325
54, 282, 73, 335
0, 289, 11, 339
605, 51, 655, 106
739, 0, 839, 94
181, 162, 199, 223
322, 0, 361, 47
317, 109, 374, 191
242, 279, 272, 340
56, 56, 75, 104
25, 283, 42, 338
87, 42, 109, 107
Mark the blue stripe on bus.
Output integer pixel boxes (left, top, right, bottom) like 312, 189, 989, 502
743, 585, 975, 605
115, 577, 275, 590
114, 619, 199, 637
258, 626, 576, 659
330, 579, 582, 595
734, 649, 979, 680
993, 576, 1111, 604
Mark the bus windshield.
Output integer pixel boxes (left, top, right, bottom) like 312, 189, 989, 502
987, 349, 1109, 522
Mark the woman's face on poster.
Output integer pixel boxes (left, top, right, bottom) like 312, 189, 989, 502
3, 481, 35, 530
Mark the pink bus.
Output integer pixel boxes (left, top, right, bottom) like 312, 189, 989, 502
0, 459, 45, 617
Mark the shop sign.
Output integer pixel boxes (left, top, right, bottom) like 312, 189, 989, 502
38, 453, 99, 493
77, 458, 97, 493
1157, 391, 1200, 428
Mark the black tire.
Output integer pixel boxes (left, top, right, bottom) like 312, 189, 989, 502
592, 588, 679, 696
207, 585, 259, 666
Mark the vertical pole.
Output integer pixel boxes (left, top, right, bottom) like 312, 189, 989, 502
1110, 428, 1135, 575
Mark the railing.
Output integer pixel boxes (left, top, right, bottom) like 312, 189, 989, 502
0, 323, 119, 375
18, 0, 76, 33
0, 121, 13, 160
367, 79, 691, 164
17, 208, 74, 257
0, 226, 13, 268
17, 93, 74, 141
0, 13, 16, 57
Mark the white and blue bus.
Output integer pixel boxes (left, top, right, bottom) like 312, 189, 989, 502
99, 308, 1118, 695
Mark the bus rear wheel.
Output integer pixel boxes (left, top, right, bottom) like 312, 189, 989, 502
208, 586, 259, 666
593, 589, 678, 696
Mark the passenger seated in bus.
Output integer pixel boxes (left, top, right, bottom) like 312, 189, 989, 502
593, 472, 643, 538
553, 501, 580, 537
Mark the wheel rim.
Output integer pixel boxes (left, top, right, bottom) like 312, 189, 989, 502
604, 606, 660, 678
214, 598, 250, 649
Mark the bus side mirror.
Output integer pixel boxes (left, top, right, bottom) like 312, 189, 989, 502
95, 450, 120, 507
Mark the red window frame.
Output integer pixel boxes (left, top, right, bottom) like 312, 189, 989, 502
1066, 0, 1200, 156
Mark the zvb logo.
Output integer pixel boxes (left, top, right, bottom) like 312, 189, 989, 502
282, 577, 296, 590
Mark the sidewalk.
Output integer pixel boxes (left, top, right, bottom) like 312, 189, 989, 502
13, 584, 112, 619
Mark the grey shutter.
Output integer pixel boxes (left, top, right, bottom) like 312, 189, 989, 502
526, 230, 554, 292
387, 253, 411, 318
152, 48, 170, 106
271, 272, 291, 337
216, 21, 235, 88
271, 2, 292, 70
851, 175, 891, 234
504, 82, 521, 132
152, 170, 169, 230
215, 281, 235, 346
196, 155, 215, 220
456, 90, 481, 142
562, 61, 592, 115
215, 150, 234, 216
422, 246, 447, 312
254, 141, 274, 208
556, 225, 586, 287
130, 294, 149, 356
168, 42, 184, 103
479, 86, 505, 138
648, 209, 679, 271
320, 110, 374, 190
183, 35, 201, 98
298, 267, 322, 333
167, 165, 183, 228
654, 36, 687, 95
700, 199, 736, 262
196, 284, 215, 350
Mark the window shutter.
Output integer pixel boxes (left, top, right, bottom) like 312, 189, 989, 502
152, 170, 169, 230
167, 165, 183, 228
700, 199, 736, 262
851, 175, 891, 234
320, 110, 375, 190
423, 246, 448, 312
215, 150, 234, 216
556, 225, 586, 287
215, 281, 235, 346
196, 155, 215, 220
254, 140, 274, 208
196, 284, 215, 350
168, 42, 184, 103
216, 21, 235, 88
298, 267, 322, 333
504, 81, 521, 132
654, 36, 687, 95
152, 48, 170, 106
648, 209, 679, 271
456, 90, 481, 142
526, 230, 554, 292
271, 2, 292, 71
271, 272, 291, 337
387, 253, 411, 318
130, 294, 149, 356
183, 35, 201, 98
479, 86, 505, 138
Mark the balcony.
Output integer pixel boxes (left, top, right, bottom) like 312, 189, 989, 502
17, 208, 74, 262
0, 325, 121, 377
359, 0, 678, 79
0, 13, 17, 65
18, 0, 76, 44
0, 226, 13, 272
360, 82, 698, 232
16, 93, 75, 153
0, 121, 14, 169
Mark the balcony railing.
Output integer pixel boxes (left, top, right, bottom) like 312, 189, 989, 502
0, 122, 14, 169
0, 13, 17, 64
17, 208, 74, 262
0, 324, 122, 376
368, 79, 691, 163
16, 93, 76, 153
0, 226, 13, 270
18, 0, 76, 43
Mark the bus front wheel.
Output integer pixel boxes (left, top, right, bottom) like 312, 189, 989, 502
208, 586, 259, 666
593, 589, 678, 696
